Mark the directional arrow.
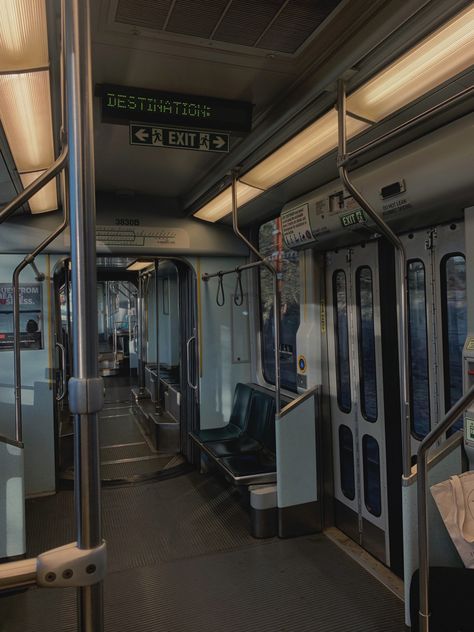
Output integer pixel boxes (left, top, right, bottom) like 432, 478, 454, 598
134, 128, 149, 143
212, 135, 226, 149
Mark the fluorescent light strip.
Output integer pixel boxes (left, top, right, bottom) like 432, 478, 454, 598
0, 71, 54, 171
126, 261, 155, 271
0, 0, 49, 72
195, 6, 474, 222
20, 171, 57, 214
347, 5, 474, 122
0, 0, 57, 214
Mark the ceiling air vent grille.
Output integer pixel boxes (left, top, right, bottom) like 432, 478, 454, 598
115, 0, 344, 56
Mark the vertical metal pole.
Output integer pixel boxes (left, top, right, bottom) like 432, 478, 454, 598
231, 173, 281, 413
336, 79, 411, 477
64, 1, 103, 630
154, 261, 162, 412
137, 276, 145, 393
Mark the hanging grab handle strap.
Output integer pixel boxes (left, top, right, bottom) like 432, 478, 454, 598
216, 272, 225, 306
233, 269, 244, 306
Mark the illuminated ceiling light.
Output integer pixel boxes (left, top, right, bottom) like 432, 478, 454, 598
347, 5, 474, 122
244, 111, 367, 191
0, 71, 54, 171
194, 181, 261, 222
126, 260, 155, 271
20, 171, 58, 214
0, 0, 57, 215
0, 0, 49, 72
194, 6, 474, 223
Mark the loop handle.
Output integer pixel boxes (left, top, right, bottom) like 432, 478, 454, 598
216, 273, 225, 306
233, 270, 244, 306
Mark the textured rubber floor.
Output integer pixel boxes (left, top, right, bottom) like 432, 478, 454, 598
0, 471, 405, 632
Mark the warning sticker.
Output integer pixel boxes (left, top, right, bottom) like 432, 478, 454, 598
281, 203, 315, 248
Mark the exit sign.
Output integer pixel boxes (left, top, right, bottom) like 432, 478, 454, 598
130, 125, 230, 153
97, 84, 253, 133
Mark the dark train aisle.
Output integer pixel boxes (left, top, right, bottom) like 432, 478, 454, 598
59, 376, 186, 484
0, 470, 405, 632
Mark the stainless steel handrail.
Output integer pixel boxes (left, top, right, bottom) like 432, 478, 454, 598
231, 171, 282, 414
0, 146, 68, 225
0, 434, 23, 449
337, 79, 412, 477
202, 259, 267, 281
12, 185, 69, 443
417, 384, 474, 632
339, 86, 473, 167
278, 385, 319, 420
186, 334, 198, 391
154, 260, 163, 412
55, 342, 67, 401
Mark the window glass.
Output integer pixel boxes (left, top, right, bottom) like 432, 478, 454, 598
442, 254, 467, 433
362, 435, 381, 517
333, 270, 351, 412
356, 267, 377, 422
407, 260, 431, 438
339, 425, 355, 500
258, 218, 300, 392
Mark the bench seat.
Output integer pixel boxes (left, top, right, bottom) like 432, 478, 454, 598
218, 452, 276, 486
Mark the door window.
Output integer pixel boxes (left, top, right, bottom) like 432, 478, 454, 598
362, 435, 381, 517
356, 267, 377, 422
339, 425, 355, 500
441, 254, 467, 432
333, 270, 351, 413
407, 260, 431, 439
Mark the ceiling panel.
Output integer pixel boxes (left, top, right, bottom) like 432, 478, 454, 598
165, 0, 230, 39
257, 0, 340, 53
116, 0, 172, 31
212, 0, 285, 48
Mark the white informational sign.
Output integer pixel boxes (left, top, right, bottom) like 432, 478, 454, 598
96, 224, 190, 249
281, 203, 315, 248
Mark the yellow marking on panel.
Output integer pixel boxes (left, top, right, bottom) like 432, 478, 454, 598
46, 255, 53, 389
320, 297, 326, 334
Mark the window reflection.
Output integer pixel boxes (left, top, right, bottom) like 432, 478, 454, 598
333, 270, 351, 412
442, 254, 467, 433
407, 260, 431, 438
356, 267, 377, 422
259, 218, 300, 392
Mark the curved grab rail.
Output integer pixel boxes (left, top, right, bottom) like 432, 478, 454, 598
55, 342, 67, 402
277, 385, 319, 420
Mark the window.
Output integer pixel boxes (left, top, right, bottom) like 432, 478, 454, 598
339, 425, 355, 500
362, 435, 381, 517
258, 217, 300, 392
333, 270, 351, 413
407, 260, 431, 439
356, 267, 377, 422
441, 254, 467, 433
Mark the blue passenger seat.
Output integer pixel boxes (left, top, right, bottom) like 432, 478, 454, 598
189, 382, 253, 444
203, 390, 275, 459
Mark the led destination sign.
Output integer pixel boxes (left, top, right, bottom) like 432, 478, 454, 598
97, 84, 253, 133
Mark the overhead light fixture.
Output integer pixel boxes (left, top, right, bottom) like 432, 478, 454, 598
126, 260, 155, 272
194, 181, 261, 222
347, 5, 474, 122
0, 0, 57, 214
244, 110, 367, 191
19, 171, 57, 213
194, 5, 474, 223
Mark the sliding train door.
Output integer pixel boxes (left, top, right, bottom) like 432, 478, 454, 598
403, 220, 466, 455
326, 240, 402, 569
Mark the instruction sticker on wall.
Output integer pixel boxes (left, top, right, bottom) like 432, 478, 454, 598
281, 204, 316, 248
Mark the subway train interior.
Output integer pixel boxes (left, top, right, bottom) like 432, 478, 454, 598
0, 1, 473, 631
